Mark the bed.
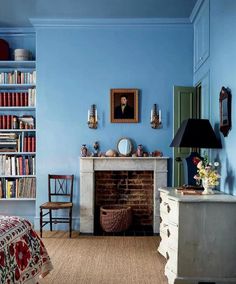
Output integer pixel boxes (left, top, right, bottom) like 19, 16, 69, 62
0, 215, 53, 283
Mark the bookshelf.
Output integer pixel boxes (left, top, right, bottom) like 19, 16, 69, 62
0, 60, 36, 200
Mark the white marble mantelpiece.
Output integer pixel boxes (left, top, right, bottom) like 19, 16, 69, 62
80, 157, 169, 234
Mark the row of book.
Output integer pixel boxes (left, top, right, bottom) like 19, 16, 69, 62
0, 89, 36, 107
0, 177, 36, 199
0, 70, 36, 85
23, 136, 36, 152
0, 133, 36, 152
0, 115, 35, 129
0, 154, 35, 176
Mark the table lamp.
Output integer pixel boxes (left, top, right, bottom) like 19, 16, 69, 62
170, 119, 221, 186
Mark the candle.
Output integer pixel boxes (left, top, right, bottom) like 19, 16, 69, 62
88, 110, 90, 122
159, 109, 161, 122
95, 109, 97, 122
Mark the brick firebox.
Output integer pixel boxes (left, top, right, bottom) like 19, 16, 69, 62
80, 157, 168, 234
95, 171, 154, 233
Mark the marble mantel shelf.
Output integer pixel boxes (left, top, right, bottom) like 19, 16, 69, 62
80, 157, 169, 172
79, 157, 169, 234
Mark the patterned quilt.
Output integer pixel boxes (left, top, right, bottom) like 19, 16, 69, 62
0, 216, 53, 284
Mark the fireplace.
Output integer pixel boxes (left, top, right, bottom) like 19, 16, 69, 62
94, 170, 154, 235
80, 157, 168, 234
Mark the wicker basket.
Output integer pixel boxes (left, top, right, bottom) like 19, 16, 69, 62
100, 205, 132, 233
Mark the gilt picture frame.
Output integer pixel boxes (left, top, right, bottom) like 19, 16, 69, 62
110, 88, 139, 123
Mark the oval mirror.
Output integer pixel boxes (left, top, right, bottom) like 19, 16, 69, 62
117, 137, 133, 156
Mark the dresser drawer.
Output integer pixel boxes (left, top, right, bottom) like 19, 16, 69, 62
166, 246, 178, 274
158, 239, 168, 258
160, 196, 179, 224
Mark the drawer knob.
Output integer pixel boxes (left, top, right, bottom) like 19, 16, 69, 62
167, 229, 170, 237
167, 205, 171, 213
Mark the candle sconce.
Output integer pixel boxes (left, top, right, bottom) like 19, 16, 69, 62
87, 104, 98, 129
150, 104, 162, 129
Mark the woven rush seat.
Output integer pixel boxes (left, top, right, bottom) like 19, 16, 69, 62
40, 202, 73, 209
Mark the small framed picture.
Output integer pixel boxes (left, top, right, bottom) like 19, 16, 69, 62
110, 88, 139, 123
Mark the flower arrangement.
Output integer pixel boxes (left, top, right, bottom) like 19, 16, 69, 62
193, 155, 220, 187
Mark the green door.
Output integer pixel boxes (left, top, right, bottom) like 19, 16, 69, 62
173, 86, 199, 187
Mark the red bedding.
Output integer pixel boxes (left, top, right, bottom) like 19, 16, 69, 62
0, 216, 53, 283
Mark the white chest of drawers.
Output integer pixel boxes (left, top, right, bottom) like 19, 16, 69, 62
158, 187, 236, 284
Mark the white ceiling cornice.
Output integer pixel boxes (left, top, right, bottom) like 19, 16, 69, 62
30, 18, 191, 28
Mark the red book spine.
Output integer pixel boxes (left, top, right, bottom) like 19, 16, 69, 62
12, 92, 15, 106
7, 92, 11, 106
24, 92, 28, 106
31, 136, 36, 152
19, 157, 23, 175
28, 136, 31, 152
0, 92, 3, 106
2, 115, 6, 129
3, 92, 7, 106
16, 92, 20, 106
0, 116, 2, 129
23, 136, 27, 152
19, 92, 23, 107
6, 115, 10, 129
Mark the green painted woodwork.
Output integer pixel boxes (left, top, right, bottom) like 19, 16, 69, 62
173, 86, 199, 187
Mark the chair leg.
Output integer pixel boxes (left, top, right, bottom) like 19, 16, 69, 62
49, 209, 52, 231
69, 208, 72, 238
40, 208, 43, 238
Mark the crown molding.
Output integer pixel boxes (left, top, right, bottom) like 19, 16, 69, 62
0, 27, 35, 35
30, 17, 191, 28
189, 0, 205, 22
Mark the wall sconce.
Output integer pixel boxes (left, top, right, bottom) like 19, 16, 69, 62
87, 104, 98, 129
150, 104, 162, 129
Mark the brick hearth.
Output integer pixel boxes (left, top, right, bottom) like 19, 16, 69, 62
95, 171, 153, 231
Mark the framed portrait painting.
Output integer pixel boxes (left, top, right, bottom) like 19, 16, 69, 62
110, 88, 139, 123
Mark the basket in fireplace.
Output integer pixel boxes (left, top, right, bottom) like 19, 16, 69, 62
100, 205, 132, 233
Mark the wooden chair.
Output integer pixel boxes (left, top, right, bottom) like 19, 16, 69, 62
40, 174, 74, 238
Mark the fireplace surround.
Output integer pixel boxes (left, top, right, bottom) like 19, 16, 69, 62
80, 157, 168, 234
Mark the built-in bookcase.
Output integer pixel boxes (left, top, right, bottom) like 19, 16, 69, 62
0, 60, 36, 200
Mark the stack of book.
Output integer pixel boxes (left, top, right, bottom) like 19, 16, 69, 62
0, 133, 18, 152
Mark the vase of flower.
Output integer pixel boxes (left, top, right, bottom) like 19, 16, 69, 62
202, 178, 214, 195
193, 155, 220, 195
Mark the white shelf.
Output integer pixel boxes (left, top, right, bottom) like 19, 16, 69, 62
0, 61, 36, 68
0, 129, 36, 132
0, 84, 36, 89
0, 152, 36, 155
0, 175, 36, 178
0, 107, 35, 110
0, 198, 36, 201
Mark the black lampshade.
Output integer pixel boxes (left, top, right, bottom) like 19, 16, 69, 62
170, 119, 221, 149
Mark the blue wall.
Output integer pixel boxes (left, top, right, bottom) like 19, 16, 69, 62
34, 23, 193, 229
194, 0, 236, 195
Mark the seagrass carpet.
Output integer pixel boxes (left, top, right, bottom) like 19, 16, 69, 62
40, 231, 168, 284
